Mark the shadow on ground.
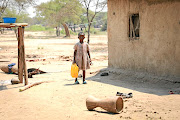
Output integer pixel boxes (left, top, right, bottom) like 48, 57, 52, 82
84, 110, 118, 115
0, 84, 23, 91
87, 68, 180, 96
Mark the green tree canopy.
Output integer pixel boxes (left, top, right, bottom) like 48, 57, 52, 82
2, 8, 30, 23
0, 0, 35, 19
79, 0, 107, 43
35, 0, 84, 28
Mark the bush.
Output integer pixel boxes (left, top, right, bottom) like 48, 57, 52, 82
90, 28, 99, 34
101, 21, 107, 31
25, 25, 54, 31
60, 29, 65, 35
60, 29, 78, 35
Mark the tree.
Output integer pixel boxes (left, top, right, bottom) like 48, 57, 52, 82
35, 0, 83, 37
3, 8, 30, 23
0, 6, 31, 34
2, 7, 31, 36
94, 12, 107, 28
0, 0, 35, 19
101, 20, 107, 31
80, 0, 107, 43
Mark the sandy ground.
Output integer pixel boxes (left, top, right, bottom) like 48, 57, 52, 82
0, 31, 180, 120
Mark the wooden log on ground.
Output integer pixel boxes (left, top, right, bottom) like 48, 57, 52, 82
11, 78, 20, 84
0, 65, 18, 74
19, 81, 49, 92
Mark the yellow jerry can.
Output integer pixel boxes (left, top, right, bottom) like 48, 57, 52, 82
71, 63, 79, 78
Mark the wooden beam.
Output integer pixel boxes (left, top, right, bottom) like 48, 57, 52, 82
0, 23, 28, 28
21, 27, 28, 85
18, 27, 23, 83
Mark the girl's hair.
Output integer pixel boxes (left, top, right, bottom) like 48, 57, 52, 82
78, 32, 85, 37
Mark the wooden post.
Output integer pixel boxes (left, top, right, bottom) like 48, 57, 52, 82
21, 27, 28, 85
18, 27, 23, 83
0, 23, 28, 85
18, 26, 28, 85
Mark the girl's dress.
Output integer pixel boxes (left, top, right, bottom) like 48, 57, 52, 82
74, 42, 90, 70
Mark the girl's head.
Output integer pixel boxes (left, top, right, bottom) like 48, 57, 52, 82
78, 32, 85, 43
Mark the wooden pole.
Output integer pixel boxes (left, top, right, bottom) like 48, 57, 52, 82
21, 27, 28, 85
18, 27, 23, 83
18, 26, 28, 85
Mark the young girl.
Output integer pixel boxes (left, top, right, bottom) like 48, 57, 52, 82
73, 32, 92, 84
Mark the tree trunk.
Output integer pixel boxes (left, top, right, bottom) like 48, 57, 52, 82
74, 24, 76, 32
62, 23, 70, 37
87, 24, 91, 44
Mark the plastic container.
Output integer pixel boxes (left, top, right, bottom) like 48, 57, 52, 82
3, 17, 16, 23
71, 63, 79, 78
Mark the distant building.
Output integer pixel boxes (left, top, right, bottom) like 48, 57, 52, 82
108, 0, 180, 79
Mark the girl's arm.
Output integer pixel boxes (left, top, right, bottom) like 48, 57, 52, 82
73, 50, 77, 63
87, 51, 91, 59
87, 51, 92, 64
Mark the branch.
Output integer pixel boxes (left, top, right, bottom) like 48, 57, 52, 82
83, 0, 88, 8
0, 0, 10, 18
19, 81, 51, 92
95, 1, 107, 14
88, 0, 92, 8
95, 0, 100, 13
89, 1, 107, 25
90, 13, 96, 25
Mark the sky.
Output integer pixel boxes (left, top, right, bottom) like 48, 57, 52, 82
27, 0, 51, 18
27, 0, 107, 18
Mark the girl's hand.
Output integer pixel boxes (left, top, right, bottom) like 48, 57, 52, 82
90, 60, 93, 66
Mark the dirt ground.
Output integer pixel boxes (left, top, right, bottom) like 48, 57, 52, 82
0, 31, 180, 120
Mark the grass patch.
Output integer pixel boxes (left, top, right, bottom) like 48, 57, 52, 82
25, 25, 54, 31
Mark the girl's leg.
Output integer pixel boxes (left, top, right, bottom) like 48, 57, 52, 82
74, 78, 79, 84
83, 70, 85, 81
75, 70, 80, 82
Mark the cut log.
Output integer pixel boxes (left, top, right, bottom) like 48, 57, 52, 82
0, 65, 18, 74
19, 81, 49, 92
11, 78, 20, 84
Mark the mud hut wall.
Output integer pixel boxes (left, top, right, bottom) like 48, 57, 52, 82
108, 0, 180, 77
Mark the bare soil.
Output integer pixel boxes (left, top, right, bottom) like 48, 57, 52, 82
0, 31, 180, 120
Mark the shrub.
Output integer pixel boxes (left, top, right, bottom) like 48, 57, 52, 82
101, 21, 107, 31
25, 25, 54, 31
